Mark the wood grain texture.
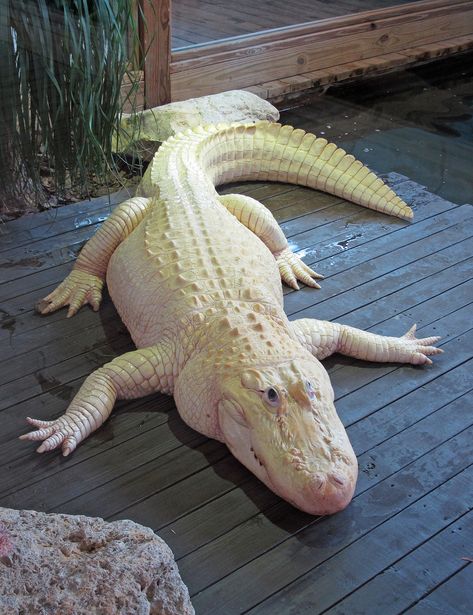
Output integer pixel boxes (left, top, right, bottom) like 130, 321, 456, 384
173, 0, 470, 56
140, 0, 171, 106
170, 1, 473, 100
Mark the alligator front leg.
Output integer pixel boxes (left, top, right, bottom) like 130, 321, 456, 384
292, 319, 443, 365
219, 193, 323, 289
20, 343, 174, 455
37, 196, 151, 317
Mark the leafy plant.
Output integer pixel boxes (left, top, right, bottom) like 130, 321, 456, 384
0, 0, 142, 218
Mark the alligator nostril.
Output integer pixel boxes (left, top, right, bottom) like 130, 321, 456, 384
311, 473, 325, 491
328, 472, 346, 486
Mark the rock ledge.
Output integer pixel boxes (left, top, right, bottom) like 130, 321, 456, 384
0, 507, 194, 615
114, 89, 280, 159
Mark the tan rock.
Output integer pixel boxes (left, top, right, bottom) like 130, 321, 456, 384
114, 89, 279, 160
0, 507, 194, 615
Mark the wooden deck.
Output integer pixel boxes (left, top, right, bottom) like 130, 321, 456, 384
172, 0, 419, 48
1, 124, 472, 610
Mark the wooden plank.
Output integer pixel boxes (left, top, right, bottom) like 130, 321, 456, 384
279, 182, 465, 273
120, 75, 145, 113
336, 334, 473, 432
278, 203, 456, 286
171, 2, 473, 100
0, 182, 294, 260
173, 0, 344, 47
249, 468, 473, 614
64, 442, 250, 521
259, 37, 473, 103
325, 511, 473, 614
0, 192, 340, 348
2, 176, 439, 296
140, 0, 171, 106
348, 356, 473, 455
318, 258, 473, 345
0, 188, 131, 245
173, 0, 472, 62
2, 423, 224, 514
0, 334, 132, 413
405, 564, 473, 614
285, 234, 473, 323
0, 393, 176, 496
0, 225, 96, 284
2, 178, 405, 318
0, 306, 123, 384
325, 299, 473, 406
189, 426, 473, 611
260, 52, 411, 100
398, 33, 473, 61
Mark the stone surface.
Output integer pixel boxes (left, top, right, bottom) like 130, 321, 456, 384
0, 507, 194, 615
113, 89, 280, 159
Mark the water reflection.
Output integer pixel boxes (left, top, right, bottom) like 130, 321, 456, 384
283, 54, 473, 206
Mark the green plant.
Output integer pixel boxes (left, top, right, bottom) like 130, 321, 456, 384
0, 0, 142, 217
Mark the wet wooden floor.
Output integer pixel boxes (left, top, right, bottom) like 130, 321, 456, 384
1, 131, 472, 612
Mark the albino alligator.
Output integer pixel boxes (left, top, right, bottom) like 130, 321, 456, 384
21, 122, 442, 515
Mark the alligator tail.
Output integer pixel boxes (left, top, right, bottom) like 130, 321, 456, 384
152, 121, 413, 221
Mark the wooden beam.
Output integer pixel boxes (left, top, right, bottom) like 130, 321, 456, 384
140, 0, 171, 107
170, 0, 473, 101
245, 35, 473, 105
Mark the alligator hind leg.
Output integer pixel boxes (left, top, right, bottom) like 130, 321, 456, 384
37, 196, 152, 317
219, 193, 323, 289
291, 319, 443, 365
20, 342, 175, 455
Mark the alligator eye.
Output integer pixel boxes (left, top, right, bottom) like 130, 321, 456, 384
263, 386, 280, 407
305, 380, 317, 400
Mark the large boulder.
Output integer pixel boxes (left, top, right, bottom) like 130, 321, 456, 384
114, 89, 280, 160
0, 507, 194, 615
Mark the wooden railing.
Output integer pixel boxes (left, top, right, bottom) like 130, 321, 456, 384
136, 0, 473, 107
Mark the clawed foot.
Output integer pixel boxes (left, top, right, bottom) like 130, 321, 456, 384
36, 270, 104, 317
19, 416, 83, 456
402, 324, 443, 365
275, 248, 324, 290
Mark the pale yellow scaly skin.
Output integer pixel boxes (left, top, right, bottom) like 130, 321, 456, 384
22, 122, 442, 515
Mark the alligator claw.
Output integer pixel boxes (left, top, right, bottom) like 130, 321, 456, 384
20, 415, 81, 456
36, 270, 104, 317
275, 247, 323, 290
401, 324, 443, 365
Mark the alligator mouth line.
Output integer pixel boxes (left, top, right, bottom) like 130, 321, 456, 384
250, 445, 264, 468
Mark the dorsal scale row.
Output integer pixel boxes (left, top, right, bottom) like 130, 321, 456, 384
147, 121, 413, 221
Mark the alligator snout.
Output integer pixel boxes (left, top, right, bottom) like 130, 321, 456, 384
302, 468, 356, 515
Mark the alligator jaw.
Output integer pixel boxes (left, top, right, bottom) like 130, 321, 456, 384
217, 358, 358, 516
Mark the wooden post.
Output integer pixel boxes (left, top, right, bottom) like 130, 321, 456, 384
139, 0, 171, 107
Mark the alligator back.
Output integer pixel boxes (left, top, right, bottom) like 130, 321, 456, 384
107, 122, 412, 347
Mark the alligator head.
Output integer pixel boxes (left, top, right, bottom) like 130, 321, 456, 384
218, 357, 358, 515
